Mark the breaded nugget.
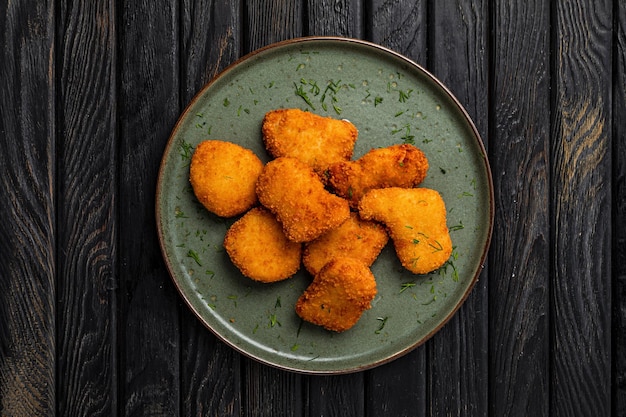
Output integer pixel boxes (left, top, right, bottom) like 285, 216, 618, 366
190, 140, 264, 217
327, 144, 429, 208
358, 187, 452, 274
262, 108, 358, 176
256, 157, 350, 243
303, 212, 389, 275
295, 257, 377, 332
223, 207, 301, 282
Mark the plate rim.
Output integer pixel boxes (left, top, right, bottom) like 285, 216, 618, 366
155, 36, 495, 375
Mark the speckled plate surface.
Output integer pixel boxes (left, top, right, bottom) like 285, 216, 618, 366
156, 37, 494, 374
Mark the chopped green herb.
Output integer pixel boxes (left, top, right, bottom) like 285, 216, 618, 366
174, 207, 188, 218
268, 313, 281, 328
187, 250, 202, 266
398, 88, 413, 103
429, 240, 443, 252
400, 282, 416, 293
294, 82, 316, 110
450, 222, 464, 232
296, 319, 304, 337
375, 316, 389, 334
179, 139, 193, 161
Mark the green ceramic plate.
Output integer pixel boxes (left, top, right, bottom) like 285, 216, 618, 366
156, 37, 493, 374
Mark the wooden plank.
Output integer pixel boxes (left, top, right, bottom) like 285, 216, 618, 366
239, 2, 305, 416
181, 0, 241, 95
242, 361, 303, 417
362, 1, 428, 416
54, 1, 118, 415
0, 1, 56, 416
614, 2, 626, 414
427, 1, 489, 417
118, 1, 182, 415
366, 0, 427, 65
245, 0, 304, 52
179, 1, 242, 416
303, 3, 366, 416
365, 353, 427, 417
551, 1, 612, 416
306, 375, 364, 417
490, 1, 551, 416
306, 0, 362, 38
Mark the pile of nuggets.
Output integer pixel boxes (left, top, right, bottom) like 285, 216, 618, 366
189, 108, 452, 332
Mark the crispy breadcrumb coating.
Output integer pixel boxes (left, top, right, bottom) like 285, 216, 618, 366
303, 212, 389, 276
223, 207, 301, 282
256, 157, 350, 243
358, 187, 452, 274
295, 257, 377, 332
262, 108, 358, 176
190, 140, 264, 217
327, 144, 429, 208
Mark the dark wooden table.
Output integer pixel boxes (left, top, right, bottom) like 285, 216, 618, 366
1, 0, 625, 416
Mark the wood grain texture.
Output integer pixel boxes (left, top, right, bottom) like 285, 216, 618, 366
365, 0, 426, 64
241, 360, 303, 417
238, 3, 306, 416
427, 3, 489, 417
301, 4, 367, 416
306, 0, 362, 38
179, 1, 242, 416
245, 0, 304, 52
55, 0, 118, 415
551, 1, 612, 416
490, 1, 551, 416
614, 3, 626, 414
307, 374, 364, 417
365, 352, 426, 417
181, 0, 241, 97
181, 322, 241, 417
363, 2, 428, 415
118, 1, 182, 416
0, 1, 56, 416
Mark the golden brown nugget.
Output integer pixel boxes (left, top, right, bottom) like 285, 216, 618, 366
262, 108, 358, 176
190, 140, 264, 217
295, 257, 377, 332
256, 157, 350, 243
358, 187, 452, 274
303, 212, 389, 276
223, 207, 301, 283
327, 144, 429, 208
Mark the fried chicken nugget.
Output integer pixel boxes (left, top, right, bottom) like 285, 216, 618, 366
327, 144, 429, 208
358, 187, 452, 274
223, 207, 301, 282
303, 212, 389, 276
295, 257, 377, 332
262, 108, 358, 176
190, 140, 264, 217
256, 157, 350, 243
